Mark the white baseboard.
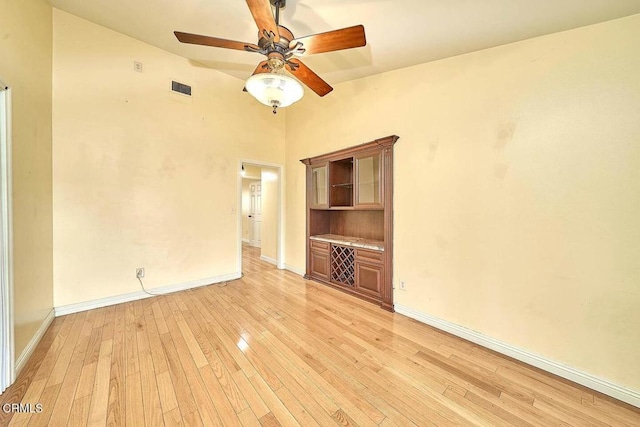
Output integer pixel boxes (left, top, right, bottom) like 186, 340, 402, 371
54, 272, 241, 317
284, 264, 305, 277
242, 238, 249, 243
15, 308, 55, 376
259, 255, 277, 266
394, 304, 640, 409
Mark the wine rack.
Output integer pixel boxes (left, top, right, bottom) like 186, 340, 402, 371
330, 245, 355, 287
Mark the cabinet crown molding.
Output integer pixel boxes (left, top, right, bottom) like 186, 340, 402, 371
300, 135, 399, 165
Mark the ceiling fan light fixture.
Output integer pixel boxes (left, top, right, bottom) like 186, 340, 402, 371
245, 72, 304, 113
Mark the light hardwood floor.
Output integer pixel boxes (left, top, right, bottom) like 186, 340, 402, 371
2, 243, 639, 426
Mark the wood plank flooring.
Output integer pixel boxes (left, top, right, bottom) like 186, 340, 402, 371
1, 243, 639, 426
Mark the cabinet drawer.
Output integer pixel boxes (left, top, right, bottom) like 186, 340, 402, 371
310, 240, 330, 251
355, 248, 383, 263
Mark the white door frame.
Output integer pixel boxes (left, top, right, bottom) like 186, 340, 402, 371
237, 159, 285, 272
0, 80, 15, 393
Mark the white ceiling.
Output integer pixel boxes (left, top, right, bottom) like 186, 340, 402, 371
49, 0, 640, 85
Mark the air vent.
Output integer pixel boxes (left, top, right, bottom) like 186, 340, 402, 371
171, 81, 192, 96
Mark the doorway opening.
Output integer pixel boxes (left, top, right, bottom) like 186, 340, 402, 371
0, 81, 14, 393
237, 160, 284, 276
242, 167, 262, 248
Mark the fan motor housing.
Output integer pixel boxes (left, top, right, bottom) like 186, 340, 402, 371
258, 25, 294, 46
258, 25, 294, 66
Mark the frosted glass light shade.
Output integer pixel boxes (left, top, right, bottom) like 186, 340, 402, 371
245, 73, 304, 109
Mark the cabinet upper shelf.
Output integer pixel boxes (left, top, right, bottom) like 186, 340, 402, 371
301, 136, 398, 210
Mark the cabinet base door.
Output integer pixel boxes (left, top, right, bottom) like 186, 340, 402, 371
355, 261, 383, 297
310, 250, 330, 280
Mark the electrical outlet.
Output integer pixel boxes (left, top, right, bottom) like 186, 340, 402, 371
399, 280, 406, 291
136, 268, 145, 278
133, 61, 143, 72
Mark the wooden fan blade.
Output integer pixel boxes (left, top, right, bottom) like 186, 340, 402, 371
243, 61, 270, 92
174, 31, 259, 51
246, 0, 280, 42
286, 59, 333, 97
290, 25, 366, 56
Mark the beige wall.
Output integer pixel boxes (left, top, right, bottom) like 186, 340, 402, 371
260, 167, 279, 262
0, 0, 54, 359
285, 14, 640, 390
52, 9, 285, 306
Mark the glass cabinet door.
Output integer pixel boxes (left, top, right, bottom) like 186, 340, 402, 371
311, 165, 328, 207
355, 153, 382, 207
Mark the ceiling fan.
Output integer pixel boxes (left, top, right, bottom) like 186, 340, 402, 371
174, 0, 366, 112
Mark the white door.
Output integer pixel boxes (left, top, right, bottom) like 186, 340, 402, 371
0, 83, 14, 393
249, 182, 262, 248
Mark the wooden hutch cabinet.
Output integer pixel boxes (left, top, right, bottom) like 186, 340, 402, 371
301, 135, 398, 311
